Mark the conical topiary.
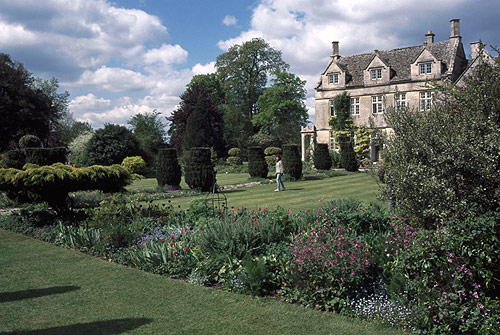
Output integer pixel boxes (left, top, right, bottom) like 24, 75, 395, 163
184, 147, 215, 192
313, 143, 332, 170
282, 144, 302, 180
156, 148, 182, 191
248, 146, 268, 178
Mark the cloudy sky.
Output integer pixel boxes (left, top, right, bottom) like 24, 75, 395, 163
1, 0, 499, 129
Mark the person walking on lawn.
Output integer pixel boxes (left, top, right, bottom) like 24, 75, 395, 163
275, 155, 286, 192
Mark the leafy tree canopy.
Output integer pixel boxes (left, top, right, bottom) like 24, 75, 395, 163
128, 110, 166, 164
253, 71, 308, 145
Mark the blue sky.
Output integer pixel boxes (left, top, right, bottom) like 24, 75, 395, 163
1, 0, 499, 129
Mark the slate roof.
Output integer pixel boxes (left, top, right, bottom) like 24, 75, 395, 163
318, 38, 462, 89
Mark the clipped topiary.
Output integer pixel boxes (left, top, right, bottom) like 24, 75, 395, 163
184, 147, 215, 192
227, 147, 243, 167
18, 135, 42, 148
264, 146, 282, 166
24, 147, 67, 166
156, 148, 182, 191
248, 146, 268, 178
313, 143, 332, 170
282, 144, 302, 180
121, 156, 147, 175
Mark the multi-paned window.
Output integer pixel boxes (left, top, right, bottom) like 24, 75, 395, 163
329, 131, 336, 150
372, 95, 383, 114
329, 100, 336, 116
419, 63, 432, 74
350, 97, 360, 115
328, 73, 339, 84
420, 92, 432, 111
395, 93, 407, 110
370, 68, 382, 80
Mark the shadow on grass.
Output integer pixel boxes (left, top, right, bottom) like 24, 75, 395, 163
0, 286, 80, 303
0, 318, 152, 335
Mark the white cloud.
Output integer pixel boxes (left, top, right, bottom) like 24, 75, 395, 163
144, 44, 188, 65
223, 15, 237, 26
0, 21, 37, 46
192, 62, 216, 75
66, 66, 154, 92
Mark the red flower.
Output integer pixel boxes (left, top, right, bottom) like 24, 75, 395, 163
161, 238, 165, 243
233, 218, 236, 222
184, 227, 187, 232
263, 208, 267, 213
258, 206, 261, 211
172, 251, 177, 255
184, 247, 188, 252
170, 235, 174, 239
170, 242, 174, 247
199, 226, 202, 230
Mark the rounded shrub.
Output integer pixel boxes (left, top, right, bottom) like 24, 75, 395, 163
282, 144, 302, 180
227, 147, 243, 167
184, 147, 215, 192
313, 143, 332, 170
156, 148, 182, 190
18, 135, 42, 148
248, 146, 268, 178
264, 147, 282, 166
121, 156, 147, 175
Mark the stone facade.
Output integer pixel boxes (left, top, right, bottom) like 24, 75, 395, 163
304, 19, 474, 161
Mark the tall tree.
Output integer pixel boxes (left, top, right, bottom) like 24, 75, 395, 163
182, 83, 225, 157
0, 53, 63, 151
168, 74, 225, 156
253, 71, 309, 145
215, 38, 289, 148
128, 111, 166, 164
83, 124, 141, 166
330, 92, 358, 172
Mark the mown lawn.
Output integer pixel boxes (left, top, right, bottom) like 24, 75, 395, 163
0, 229, 406, 335
128, 171, 383, 213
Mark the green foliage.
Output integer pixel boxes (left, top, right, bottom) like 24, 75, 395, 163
247, 146, 268, 178
330, 151, 342, 169
128, 111, 166, 165
247, 133, 277, 149
216, 38, 289, 149
121, 156, 147, 175
384, 213, 500, 334
18, 135, 41, 148
0, 163, 131, 211
84, 124, 141, 166
253, 71, 309, 144
156, 148, 181, 189
228, 148, 242, 157
184, 147, 215, 192
384, 54, 500, 226
313, 143, 332, 170
330, 93, 358, 172
0, 54, 68, 151
67, 131, 93, 167
353, 125, 371, 163
282, 144, 302, 180
0, 150, 25, 169
24, 147, 67, 166
264, 146, 282, 166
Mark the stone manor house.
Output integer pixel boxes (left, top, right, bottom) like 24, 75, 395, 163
301, 19, 488, 162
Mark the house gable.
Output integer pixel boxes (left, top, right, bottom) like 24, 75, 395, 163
319, 60, 347, 89
364, 53, 391, 85
411, 48, 442, 80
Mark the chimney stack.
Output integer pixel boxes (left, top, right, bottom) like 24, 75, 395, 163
332, 41, 339, 59
470, 41, 484, 59
425, 30, 435, 45
450, 19, 461, 39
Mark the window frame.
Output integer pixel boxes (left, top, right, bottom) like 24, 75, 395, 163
350, 97, 360, 116
370, 68, 382, 80
328, 73, 339, 84
419, 91, 432, 111
372, 95, 383, 114
395, 93, 407, 110
329, 100, 336, 116
419, 63, 432, 74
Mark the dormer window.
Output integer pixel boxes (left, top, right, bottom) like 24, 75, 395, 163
420, 63, 432, 74
328, 73, 339, 84
370, 68, 382, 80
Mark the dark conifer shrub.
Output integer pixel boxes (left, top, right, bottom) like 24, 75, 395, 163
156, 148, 182, 190
184, 147, 215, 192
248, 146, 268, 178
24, 147, 67, 166
340, 140, 358, 172
282, 144, 302, 180
313, 143, 332, 170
